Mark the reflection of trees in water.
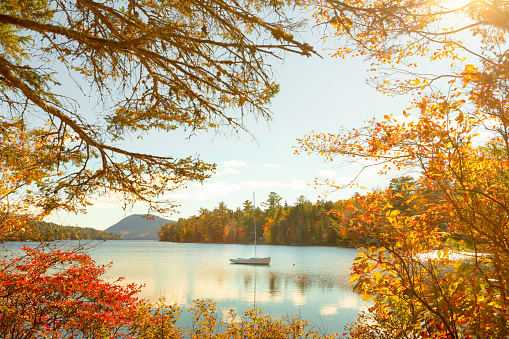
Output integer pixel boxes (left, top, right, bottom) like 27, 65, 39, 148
284, 272, 350, 293
243, 274, 252, 289
237, 269, 351, 298
232, 264, 354, 304
268, 272, 279, 296
216, 268, 227, 287
295, 273, 309, 295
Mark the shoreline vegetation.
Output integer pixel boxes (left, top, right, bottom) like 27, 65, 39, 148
158, 192, 344, 247
0, 220, 122, 242
157, 180, 455, 249
128, 298, 347, 338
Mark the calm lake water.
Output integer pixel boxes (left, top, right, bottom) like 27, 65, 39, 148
2, 241, 369, 335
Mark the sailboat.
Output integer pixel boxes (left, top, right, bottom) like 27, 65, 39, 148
229, 193, 271, 265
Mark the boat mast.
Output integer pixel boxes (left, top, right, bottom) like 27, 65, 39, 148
253, 191, 257, 257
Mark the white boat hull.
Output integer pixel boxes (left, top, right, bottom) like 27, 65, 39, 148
229, 257, 271, 265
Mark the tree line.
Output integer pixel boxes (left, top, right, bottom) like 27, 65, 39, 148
158, 178, 449, 248
1, 220, 122, 241
158, 192, 341, 246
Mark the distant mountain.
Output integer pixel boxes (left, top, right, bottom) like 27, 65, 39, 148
105, 214, 175, 240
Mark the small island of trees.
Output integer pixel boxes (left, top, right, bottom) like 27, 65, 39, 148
0, 219, 122, 242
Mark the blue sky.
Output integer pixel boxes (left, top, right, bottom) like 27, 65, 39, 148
48, 39, 412, 230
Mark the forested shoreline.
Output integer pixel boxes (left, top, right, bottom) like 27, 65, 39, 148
1, 220, 122, 242
158, 177, 450, 248
158, 193, 342, 246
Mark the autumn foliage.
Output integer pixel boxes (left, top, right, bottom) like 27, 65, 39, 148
159, 193, 341, 246
0, 0, 318, 337
0, 243, 349, 338
0, 245, 142, 337
296, 0, 509, 337
0, 0, 314, 222
5, 0, 509, 336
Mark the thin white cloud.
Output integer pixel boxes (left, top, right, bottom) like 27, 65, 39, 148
289, 179, 308, 189
214, 160, 250, 175
261, 163, 282, 168
167, 179, 309, 202
220, 168, 239, 175
222, 160, 248, 168
318, 170, 354, 185
82, 176, 312, 213
87, 197, 118, 209
358, 167, 379, 178
318, 170, 338, 179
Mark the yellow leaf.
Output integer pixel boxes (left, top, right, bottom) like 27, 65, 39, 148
464, 64, 477, 72
410, 78, 421, 86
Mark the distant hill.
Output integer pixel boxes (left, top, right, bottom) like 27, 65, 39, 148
105, 214, 175, 240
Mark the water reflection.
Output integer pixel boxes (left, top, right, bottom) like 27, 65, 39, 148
268, 272, 279, 296
102, 242, 369, 333
2, 241, 370, 335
